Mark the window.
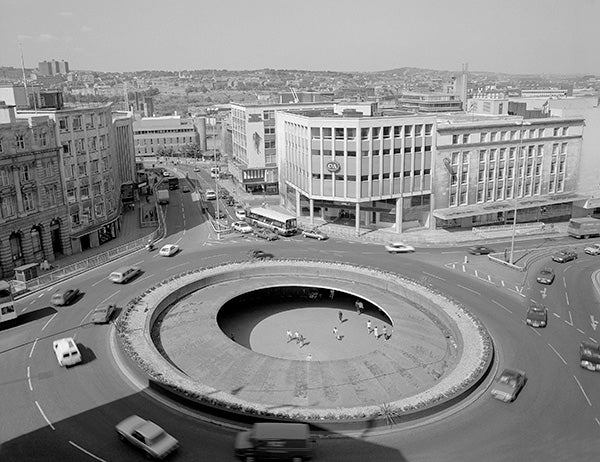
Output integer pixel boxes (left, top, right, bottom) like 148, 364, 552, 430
415, 125, 423, 137
462, 134, 469, 143
71, 211, 80, 226
88, 137, 97, 151
59, 118, 68, 131
425, 124, 433, 136
92, 182, 101, 196
23, 191, 35, 211
78, 163, 87, 176
553, 127, 560, 136
361, 128, 370, 140
62, 141, 71, 154
67, 187, 77, 203
86, 113, 95, 129
46, 184, 58, 206
45, 161, 53, 177
91, 159, 99, 174
347, 128, 356, 139
80, 185, 89, 199
72, 116, 82, 131
562, 127, 569, 136
16, 134, 25, 149
20, 165, 31, 182
0, 195, 17, 218
40, 131, 47, 146
481, 132, 489, 142
452, 134, 459, 144
0, 168, 11, 186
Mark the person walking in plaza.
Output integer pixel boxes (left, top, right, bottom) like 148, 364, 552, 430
298, 333, 306, 346
338, 310, 343, 323
367, 319, 372, 333
382, 325, 388, 340
294, 331, 300, 343
286, 330, 293, 342
374, 326, 379, 338
330, 289, 335, 300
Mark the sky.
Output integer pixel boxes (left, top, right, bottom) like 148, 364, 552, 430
1, 0, 599, 75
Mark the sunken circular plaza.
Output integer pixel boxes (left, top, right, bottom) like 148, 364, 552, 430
116, 260, 493, 424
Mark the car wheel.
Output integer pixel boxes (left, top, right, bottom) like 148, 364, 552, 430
117, 432, 124, 441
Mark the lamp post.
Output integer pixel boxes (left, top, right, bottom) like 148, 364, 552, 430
213, 119, 221, 240
509, 121, 531, 265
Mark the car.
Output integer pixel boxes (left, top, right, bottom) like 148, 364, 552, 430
254, 228, 279, 241
159, 244, 180, 257
235, 209, 246, 220
91, 304, 117, 324
552, 249, 577, 263
205, 189, 217, 200
232, 221, 253, 234
248, 249, 274, 259
51, 288, 81, 306
526, 302, 547, 328
213, 210, 227, 219
109, 266, 142, 284
182, 185, 191, 193
193, 167, 201, 172
384, 242, 415, 253
536, 267, 555, 285
162, 171, 170, 177
226, 197, 236, 206
584, 243, 600, 255
53, 337, 82, 367
302, 228, 329, 240
115, 415, 179, 460
490, 368, 527, 402
467, 245, 493, 255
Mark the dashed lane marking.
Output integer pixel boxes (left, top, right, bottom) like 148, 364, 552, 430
590, 338, 598, 343
573, 375, 592, 407
456, 284, 479, 295
491, 299, 512, 314
68, 441, 107, 462
422, 271, 445, 281
29, 338, 38, 358
41, 313, 57, 331
548, 343, 568, 365
35, 400, 55, 430
27, 366, 32, 391
553, 313, 561, 318
577, 328, 586, 335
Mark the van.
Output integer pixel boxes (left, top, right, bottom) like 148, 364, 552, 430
109, 266, 141, 284
235, 423, 315, 461
53, 337, 82, 367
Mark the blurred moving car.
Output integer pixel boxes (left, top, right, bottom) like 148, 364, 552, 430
536, 267, 555, 285
248, 249, 274, 259
552, 249, 577, 263
116, 415, 179, 460
526, 303, 547, 328
182, 185, 191, 192
232, 221, 253, 233
584, 243, 600, 255
91, 304, 116, 324
467, 245, 494, 255
53, 337, 82, 367
51, 288, 81, 306
384, 242, 415, 253
580, 341, 600, 372
302, 228, 329, 240
159, 244, 180, 257
254, 228, 279, 241
490, 368, 527, 402
109, 266, 142, 284
235, 209, 246, 220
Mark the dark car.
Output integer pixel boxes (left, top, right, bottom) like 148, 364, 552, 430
468, 245, 494, 255
490, 368, 527, 402
526, 303, 547, 328
51, 288, 81, 306
182, 185, 191, 193
536, 267, 555, 285
225, 197, 236, 206
248, 249, 274, 259
91, 304, 116, 324
552, 249, 577, 263
254, 228, 279, 241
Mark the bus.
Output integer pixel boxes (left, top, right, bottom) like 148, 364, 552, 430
246, 207, 298, 236
0, 280, 17, 324
567, 217, 600, 238
168, 177, 179, 190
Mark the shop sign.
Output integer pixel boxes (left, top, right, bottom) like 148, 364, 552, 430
326, 161, 341, 173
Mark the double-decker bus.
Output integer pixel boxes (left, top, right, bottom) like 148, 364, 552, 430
246, 207, 298, 236
167, 177, 179, 190
0, 280, 17, 324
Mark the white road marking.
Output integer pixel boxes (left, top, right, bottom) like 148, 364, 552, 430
553, 313, 561, 318
68, 441, 107, 462
565, 292, 570, 306
590, 338, 598, 343
595, 417, 600, 427
491, 299, 512, 314
501, 280, 505, 287
91, 279, 104, 287
474, 270, 479, 278
461, 265, 466, 272
99, 290, 119, 305
131, 274, 153, 285
565, 311, 574, 326
29, 338, 38, 358
548, 343, 568, 365
133, 260, 145, 266
29, 300, 35, 305
80, 308, 94, 325
528, 325, 542, 336
38, 293, 45, 298
488, 275, 492, 283
563, 276, 567, 288
41, 313, 57, 331
577, 328, 586, 335
35, 400, 55, 430
456, 284, 479, 295
573, 375, 592, 406
422, 271, 445, 281
27, 366, 32, 391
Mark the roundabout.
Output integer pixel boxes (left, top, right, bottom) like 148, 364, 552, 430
116, 260, 493, 427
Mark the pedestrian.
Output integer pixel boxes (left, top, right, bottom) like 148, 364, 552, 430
338, 310, 343, 323
367, 319, 371, 333
374, 326, 379, 338
294, 331, 300, 343
286, 330, 293, 342
333, 327, 338, 337
355, 300, 364, 315
306, 354, 312, 361
382, 325, 388, 340
329, 289, 335, 300
298, 333, 305, 346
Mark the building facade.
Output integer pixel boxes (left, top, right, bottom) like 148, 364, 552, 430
398, 92, 463, 113
277, 104, 436, 235
433, 116, 585, 229
0, 103, 69, 278
133, 116, 200, 157
229, 102, 334, 195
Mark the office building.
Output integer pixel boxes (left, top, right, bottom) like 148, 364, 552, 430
398, 92, 463, 113
133, 116, 200, 157
38, 60, 70, 76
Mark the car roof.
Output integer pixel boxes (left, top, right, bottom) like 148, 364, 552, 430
136, 420, 165, 440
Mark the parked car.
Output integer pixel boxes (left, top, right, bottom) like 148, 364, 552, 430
116, 415, 179, 460
226, 197, 236, 206
254, 228, 279, 241
205, 189, 217, 200
193, 167, 201, 172
552, 249, 577, 263
213, 210, 227, 219
232, 221, 253, 234
51, 288, 81, 306
182, 185, 191, 193
536, 267, 555, 285
159, 244, 180, 257
302, 228, 329, 240
584, 243, 600, 255
91, 304, 117, 324
235, 209, 246, 220
490, 368, 527, 402
248, 249, 274, 259
468, 245, 494, 255
526, 303, 547, 328
384, 242, 415, 253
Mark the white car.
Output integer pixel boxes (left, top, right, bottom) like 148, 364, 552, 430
162, 171, 170, 177
53, 337, 82, 367
232, 221, 253, 233
235, 209, 246, 220
385, 242, 415, 253
159, 244, 179, 257
205, 189, 217, 200
584, 243, 600, 255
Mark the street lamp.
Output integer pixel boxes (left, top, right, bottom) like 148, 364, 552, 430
509, 121, 531, 265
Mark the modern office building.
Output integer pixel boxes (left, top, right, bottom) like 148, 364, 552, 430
229, 102, 334, 194
398, 92, 463, 113
38, 60, 69, 76
133, 116, 200, 157
433, 115, 585, 229
0, 103, 69, 278
276, 103, 436, 235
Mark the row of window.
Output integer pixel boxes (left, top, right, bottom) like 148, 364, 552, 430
0, 130, 49, 152
134, 128, 195, 135
63, 157, 107, 179
451, 126, 570, 145
59, 113, 106, 132
0, 162, 56, 186
5, 227, 46, 262
310, 146, 432, 157
66, 182, 104, 203
310, 170, 431, 181
0, 188, 57, 218
62, 134, 107, 155
70, 202, 105, 227
309, 124, 434, 140
135, 137, 195, 146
